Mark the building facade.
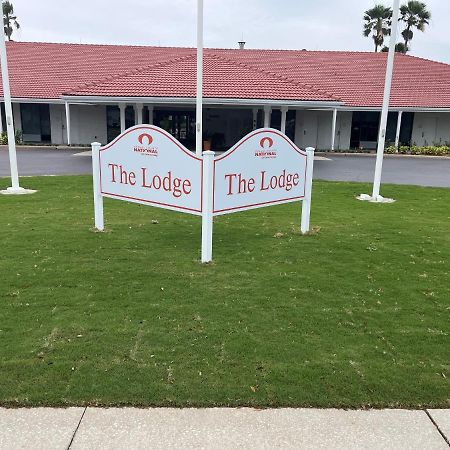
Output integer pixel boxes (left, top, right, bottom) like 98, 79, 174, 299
2, 42, 450, 150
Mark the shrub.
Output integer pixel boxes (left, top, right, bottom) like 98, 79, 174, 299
384, 145, 449, 156
0, 130, 23, 145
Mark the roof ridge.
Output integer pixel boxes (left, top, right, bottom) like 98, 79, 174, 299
207, 52, 341, 102
65, 53, 197, 95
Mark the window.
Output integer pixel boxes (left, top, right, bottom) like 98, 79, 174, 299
106, 106, 120, 142
270, 109, 296, 142
20, 103, 51, 142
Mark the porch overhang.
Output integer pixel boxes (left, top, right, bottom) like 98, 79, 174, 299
60, 95, 343, 109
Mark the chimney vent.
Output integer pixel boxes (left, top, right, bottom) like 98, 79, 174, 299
238, 41, 246, 50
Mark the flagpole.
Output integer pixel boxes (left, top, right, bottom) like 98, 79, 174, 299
358, 0, 399, 203
195, 0, 203, 157
0, 30, 35, 195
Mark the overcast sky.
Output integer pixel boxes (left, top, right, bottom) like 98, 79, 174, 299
11, 0, 450, 63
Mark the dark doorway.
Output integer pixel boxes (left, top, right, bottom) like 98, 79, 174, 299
399, 112, 414, 146
106, 105, 120, 142
350, 111, 414, 149
20, 103, 51, 143
154, 110, 196, 149
270, 110, 297, 142
350, 111, 380, 149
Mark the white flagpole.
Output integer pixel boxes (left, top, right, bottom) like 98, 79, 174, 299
0, 31, 35, 195
358, 0, 399, 203
195, 0, 203, 157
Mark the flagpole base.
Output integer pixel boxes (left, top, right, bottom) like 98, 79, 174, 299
0, 186, 37, 195
357, 193, 395, 203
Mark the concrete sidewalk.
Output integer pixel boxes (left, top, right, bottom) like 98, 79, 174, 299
0, 408, 448, 450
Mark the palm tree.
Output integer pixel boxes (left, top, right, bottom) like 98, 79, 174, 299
399, 1, 431, 53
381, 42, 408, 53
363, 4, 393, 52
2, 1, 19, 41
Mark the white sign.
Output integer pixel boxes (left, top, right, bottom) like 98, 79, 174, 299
97, 125, 202, 216
92, 126, 314, 263
213, 129, 308, 215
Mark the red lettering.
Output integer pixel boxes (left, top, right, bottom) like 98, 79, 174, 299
183, 179, 191, 195
109, 163, 119, 183
269, 175, 277, 189
141, 168, 192, 198
163, 171, 172, 192
260, 171, 269, 191
152, 175, 162, 190
259, 170, 300, 192
225, 173, 237, 195
247, 177, 255, 193
141, 167, 151, 188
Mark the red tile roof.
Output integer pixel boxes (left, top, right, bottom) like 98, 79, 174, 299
67, 53, 338, 102
3, 41, 450, 108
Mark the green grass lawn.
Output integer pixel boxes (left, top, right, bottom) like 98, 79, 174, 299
0, 176, 449, 408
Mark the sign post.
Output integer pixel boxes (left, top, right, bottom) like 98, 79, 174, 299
0, 29, 35, 195
91, 142, 104, 231
301, 147, 315, 234
201, 150, 214, 262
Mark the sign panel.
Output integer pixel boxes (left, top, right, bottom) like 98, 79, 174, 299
99, 125, 203, 215
213, 128, 308, 215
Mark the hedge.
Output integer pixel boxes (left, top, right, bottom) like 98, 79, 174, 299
385, 145, 450, 156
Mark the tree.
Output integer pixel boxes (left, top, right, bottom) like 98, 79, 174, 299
381, 42, 408, 53
399, 1, 431, 53
2, 1, 19, 41
363, 4, 393, 52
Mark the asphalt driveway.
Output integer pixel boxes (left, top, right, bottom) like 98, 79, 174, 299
0, 147, 449, 188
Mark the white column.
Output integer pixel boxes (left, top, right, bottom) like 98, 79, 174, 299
301, 147, 315, 234
331, 108, 337, 151
147, 105, 154, 125
372, 0, 400, 200
195, 0, 204, 156
65, 102, 71, 145
135, 103, 143, 125
119, 103, 126, 133
395, 111, 403, 148
91, 142, 104, 231
252, 108, 258, 130
280, 106, 288, 134
201, 150, 214, 263
264, 105, 271, 128
0, 102, 3, 133
0, 28, 19, 190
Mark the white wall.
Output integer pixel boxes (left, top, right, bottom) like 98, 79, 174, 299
69, 104, 107, 145
295, 110, 318, 149
336, 111, 352, 150
411, 112, 450, 146
295, 110, 352, 150
49, 104, 67, 145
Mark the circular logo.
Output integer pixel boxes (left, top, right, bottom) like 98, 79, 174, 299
138, 133, 153, 145
260, 137, 274, 149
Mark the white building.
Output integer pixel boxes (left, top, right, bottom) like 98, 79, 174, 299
3, 41, 450, 150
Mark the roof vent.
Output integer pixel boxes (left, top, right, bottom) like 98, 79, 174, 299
238, 41, 246, 50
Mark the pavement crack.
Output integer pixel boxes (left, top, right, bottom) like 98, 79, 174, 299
425, 409, 450, 447
67, 406, 87, 449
